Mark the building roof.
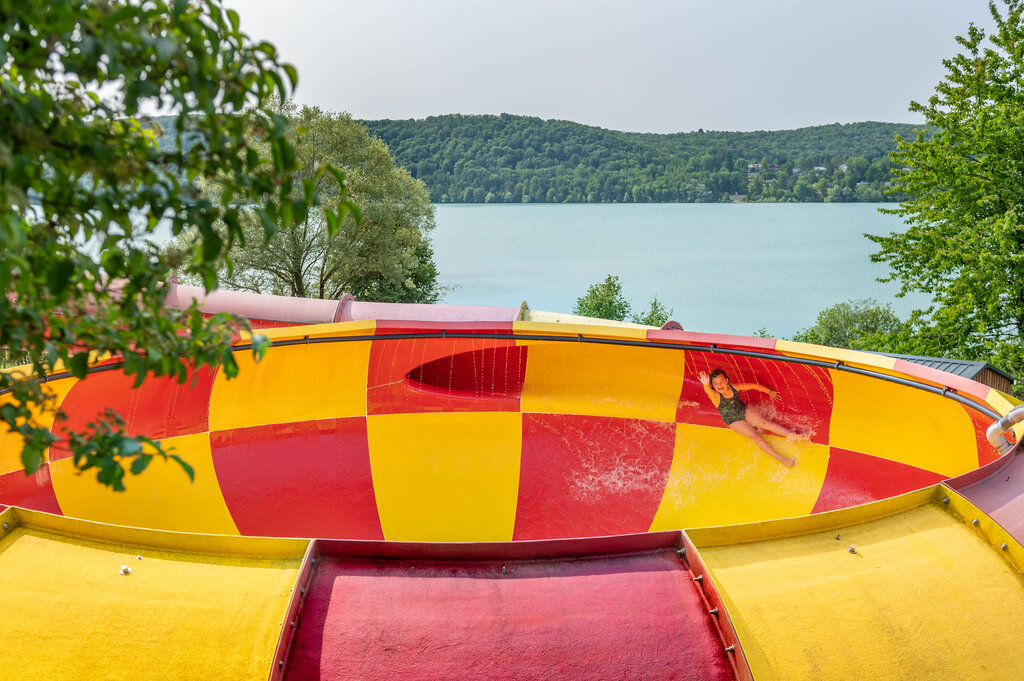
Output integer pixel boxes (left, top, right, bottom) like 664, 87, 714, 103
879, 353, 1015, 384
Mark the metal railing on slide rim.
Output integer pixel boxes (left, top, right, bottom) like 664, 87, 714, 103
6, 329, 1001, 422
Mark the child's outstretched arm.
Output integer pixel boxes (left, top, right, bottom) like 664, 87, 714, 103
733, 382, 781, 401
697, 371, 720, 406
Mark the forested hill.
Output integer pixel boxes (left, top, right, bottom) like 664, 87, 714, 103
359, 114, 928, 203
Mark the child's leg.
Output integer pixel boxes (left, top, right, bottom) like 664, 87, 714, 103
745, 407, 797, 439
729, 421, 796, 467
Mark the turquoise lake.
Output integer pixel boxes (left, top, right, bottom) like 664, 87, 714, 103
431, 203, 926, 338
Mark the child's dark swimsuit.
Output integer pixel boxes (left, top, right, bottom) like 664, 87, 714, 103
716, 389, 747, 425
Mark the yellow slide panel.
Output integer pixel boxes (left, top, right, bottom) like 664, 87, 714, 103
695, 494, 1024, 681
776, 339, 899, 372
367, 412, 522, 541
649, 423, 829, 530
521, 342, 684, 421
829, 369, 977, 476
244, 319, 376, 343
210, 340, 372, 431
0, 524, 301, 681
0, 376, 77, 474
513, 320, 650, 340
49, 433, 239, 535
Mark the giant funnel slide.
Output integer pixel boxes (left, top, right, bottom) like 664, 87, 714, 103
2, 307, 1024, 680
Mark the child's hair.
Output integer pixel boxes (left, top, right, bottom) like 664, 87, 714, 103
708, 368, 728, 384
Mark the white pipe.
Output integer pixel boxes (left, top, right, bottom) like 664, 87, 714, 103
987, 405, 1024, 454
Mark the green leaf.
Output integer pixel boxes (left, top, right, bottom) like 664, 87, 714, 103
282, 63, 298, 90
130, 454, 153, 475
253, 41, 278, 59
200, 266, 218, 292
222, 209, 242, 243
68, 352, 90, 379
251, 333, 271, 362
97, 458, 126, 492
221, 349, 239, 379
342, 200, 360, 224
20, 442, 45, 475
168, 454, 195, 482
201, 229, 223, 262
302, 178, 317, 206
46, 259, 76, 295
324, 210, 340, 236
279, 198, 293, 228
256, 207, 277, 241
268, 70, 287, 100
326, 165, 347, 189
291, 197, 308, 225
121, 439, 142, 456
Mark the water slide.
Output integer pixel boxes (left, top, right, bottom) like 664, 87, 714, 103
2, 292, 1024, 680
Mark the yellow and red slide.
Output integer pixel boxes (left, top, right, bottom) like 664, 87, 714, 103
2, 307, 1022, 680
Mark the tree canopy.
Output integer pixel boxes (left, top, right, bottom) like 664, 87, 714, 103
791, 299, 904, 350
573, 275, 632, 322
572, 275, 673, 326
168, 104, 442, 303
871, 0, 1024, 391
0, 1, 351, 488
362, 115, 925, 204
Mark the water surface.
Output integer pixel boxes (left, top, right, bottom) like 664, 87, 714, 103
432, 203, 924, 337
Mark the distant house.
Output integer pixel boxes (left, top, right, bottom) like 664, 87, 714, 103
792, 167, 802, 175
768, 163, 781, 171
839, 163, 848, 172
728, 193, 746, 202
813, 164, 828, 172
879, 353, 1015, 394
747, 163, 761, 172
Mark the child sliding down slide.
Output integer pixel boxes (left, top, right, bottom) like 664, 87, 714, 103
699, 368, 799, 467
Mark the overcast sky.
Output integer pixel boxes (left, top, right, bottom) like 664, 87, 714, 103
224, 0, 995, 133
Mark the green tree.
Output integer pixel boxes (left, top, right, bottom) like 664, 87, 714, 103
0, 1, 352, 488
847, 156, 870, 181
631, 297, 673, 327
873, 0, 1024, 391
793, 177, 818, 202
792, 299, 904, 350
169, 104, 441, 303
573, 276, 674, 326
825, 185, 855, 203
348, 243, 447, 304
573, 275, 631, 321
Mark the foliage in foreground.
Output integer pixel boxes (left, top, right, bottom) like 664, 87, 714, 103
0, 1, 351, 488
869, 0, 1024, 395
573, 275, 673, 327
